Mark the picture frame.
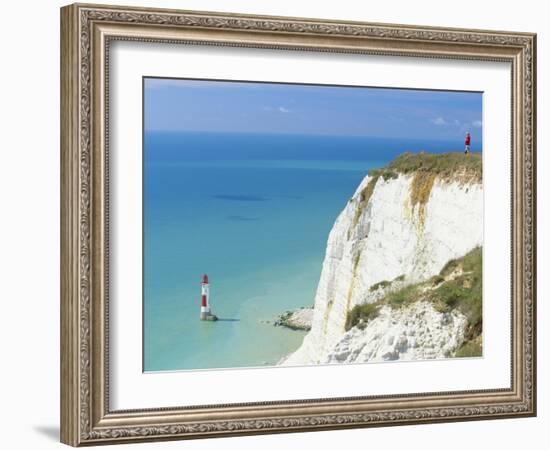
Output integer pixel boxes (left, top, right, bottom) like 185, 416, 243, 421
60, 2, 537, 446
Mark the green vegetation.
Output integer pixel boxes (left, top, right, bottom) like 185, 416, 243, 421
368, 152, 481, 227
347, 152, 482, 237
429, 275, 445, 286
345, 303, 380, 331
429, 247, 482, 343
441, 247, 481, 277
344, 246, 483, 357
369, 152, 482, 183
369, 279, 391, 292
385, 284, 421, 309
455, 336, 483, 357
369, 274, 406, 292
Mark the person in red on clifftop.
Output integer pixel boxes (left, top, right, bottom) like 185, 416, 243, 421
464, 132, 471, 155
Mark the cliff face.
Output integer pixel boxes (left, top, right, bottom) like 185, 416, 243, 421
322, 301, 468, 364
283, 157, 483, 366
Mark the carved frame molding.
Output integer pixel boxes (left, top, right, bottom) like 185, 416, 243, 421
61, 3, 536, 446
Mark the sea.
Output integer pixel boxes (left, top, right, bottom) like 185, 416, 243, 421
143, 132, 478, 372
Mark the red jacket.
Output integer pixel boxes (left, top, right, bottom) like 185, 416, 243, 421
465, 135, 471, 145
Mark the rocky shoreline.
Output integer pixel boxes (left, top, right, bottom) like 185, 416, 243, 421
273, 307, 313, 331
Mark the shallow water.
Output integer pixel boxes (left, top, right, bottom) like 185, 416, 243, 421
143, 132, 471, 371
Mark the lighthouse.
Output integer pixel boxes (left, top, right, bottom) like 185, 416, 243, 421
200, 274, 217, 321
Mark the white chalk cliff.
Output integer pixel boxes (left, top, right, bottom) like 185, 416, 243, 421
283, 161, 483, 366
321, 302, 468, 364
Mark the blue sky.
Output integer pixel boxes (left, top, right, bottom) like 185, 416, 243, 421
144, 78, 482, 142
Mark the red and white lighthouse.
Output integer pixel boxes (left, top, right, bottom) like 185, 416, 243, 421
200, 274, 217, 321
200, 274, 210, 320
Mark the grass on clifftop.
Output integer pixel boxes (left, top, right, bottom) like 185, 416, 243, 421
369, 151, 482, 183
345, 247, 483, 357
348, 152, 482, 239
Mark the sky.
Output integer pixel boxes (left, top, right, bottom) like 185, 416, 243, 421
144, 78, 482, 142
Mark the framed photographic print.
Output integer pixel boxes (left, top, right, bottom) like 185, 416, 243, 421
60, 3, 537, 446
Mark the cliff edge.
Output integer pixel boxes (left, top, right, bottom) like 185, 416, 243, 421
282, 152, 483, 366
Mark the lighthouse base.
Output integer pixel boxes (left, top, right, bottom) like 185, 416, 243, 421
200, 312, 218, 321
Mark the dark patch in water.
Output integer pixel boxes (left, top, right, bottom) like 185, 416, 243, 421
226, 215, 260, 222
212, 194, 269, 202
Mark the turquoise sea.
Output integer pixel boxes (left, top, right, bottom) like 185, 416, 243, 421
143, 132, 477, 372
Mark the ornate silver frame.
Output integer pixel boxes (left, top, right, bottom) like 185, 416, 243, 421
60, 3, 536, 446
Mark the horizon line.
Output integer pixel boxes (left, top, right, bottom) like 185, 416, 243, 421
144, 129, 480, 142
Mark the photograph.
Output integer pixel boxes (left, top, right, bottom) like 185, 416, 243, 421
143, 78, 484, 372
